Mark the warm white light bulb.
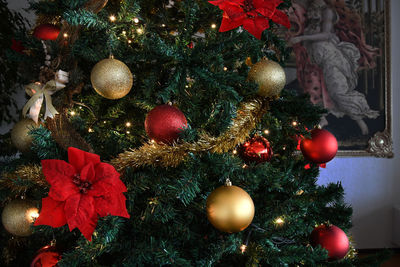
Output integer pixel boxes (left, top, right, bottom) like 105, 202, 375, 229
264, 129, 270, 135
275, 217, 284, 225
109, 15, 116, 22
211, 23, 217, 29
240, 244, 247, 253
126, 122, 132, 127
133, 17, 139, 23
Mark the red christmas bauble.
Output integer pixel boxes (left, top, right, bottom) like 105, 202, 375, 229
310, 224, 349, 260
238, 136, 273, 164
30, 245, 61, 267
300, 129, 338, 164
11, 39, 24, 54
145, 104, 188, 144
33, 24, 60, 41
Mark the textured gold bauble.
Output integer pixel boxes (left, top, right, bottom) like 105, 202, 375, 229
1, 199, 39, 237
11, 118, 39, 153
206, 184, 255, 233
90, 57, 133, 99
247, 59, 286, 98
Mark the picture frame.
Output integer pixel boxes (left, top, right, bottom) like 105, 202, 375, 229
283, 0, 392, 157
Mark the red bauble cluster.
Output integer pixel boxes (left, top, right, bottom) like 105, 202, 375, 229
238, 136, 273, 164
300, 129, 338, 164
30, 245, 60, 267
33, 24, 61, 41
145, 104, 188, 144
310, 224, 350, 260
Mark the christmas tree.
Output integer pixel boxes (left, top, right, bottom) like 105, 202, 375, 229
0, 0, 391, 266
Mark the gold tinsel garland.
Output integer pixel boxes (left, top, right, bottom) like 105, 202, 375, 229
0, 165, 46, 194
0, 98, 268, 192
110, 98, 268, 172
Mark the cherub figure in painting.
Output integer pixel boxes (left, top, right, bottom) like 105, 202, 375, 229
288, 0, 379, 134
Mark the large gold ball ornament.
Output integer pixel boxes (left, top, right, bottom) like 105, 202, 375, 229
90, 57, 133, 99
1, 199, 39, 237
247, 59, 286, 98
10, 118, 39, 153
206, 182, 255, 233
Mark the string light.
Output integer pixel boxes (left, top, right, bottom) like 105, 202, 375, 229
242, 164, 247, 169
233, 150, 237, 155
264, 129, 270, 135
88, 128, 94, 133
70, 111, 76, 116
223, 67, 228, 71
109, 15, 116, 22
122, 30, 126, 35
211, 23, 217, 29
126, 122, 132, 127
27, 208, 39, 223
136, 28, 143, 34
292, 121, 298, 126
128, 39, 132, 44
63, 33, 68, 38
126, 131, 130, 134
274, 217, 284, 225
151, 139, 155, 143
296, 189, 304, 196
161, 23, 166, 27
133, 17, 139, 24
240, 244, 247, 253
103, 121, 107, 124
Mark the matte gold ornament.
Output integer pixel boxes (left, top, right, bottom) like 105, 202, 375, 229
247, 58, 286, 98
90, 56, 133, 99
11, 118, 39, 153
1, 199, 39, 237
206, 180, 255, 233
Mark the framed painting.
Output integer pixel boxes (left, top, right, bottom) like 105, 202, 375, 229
283, 0, 392, 157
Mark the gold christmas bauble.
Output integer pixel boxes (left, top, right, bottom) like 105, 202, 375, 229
10, 118, 39, 153
206, 183, 255, 233
90, 57, 133, 99
247, 59, 286, 98
1, 199, 39, 237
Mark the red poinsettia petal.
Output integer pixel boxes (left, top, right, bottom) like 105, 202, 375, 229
95, 193, 130, 218
68, 147, 100, 173
77, 213, 98, 241
80, 162, 96, 183
220, 13, 244, 32
91, 163, 127, 194
34, 197, 67, 228
65, 194, 95, 232
41, 159, 76, 186
271, 9, 291, 28
243, 16, 269, 39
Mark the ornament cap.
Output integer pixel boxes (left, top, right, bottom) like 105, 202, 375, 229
224, 179, 232, 187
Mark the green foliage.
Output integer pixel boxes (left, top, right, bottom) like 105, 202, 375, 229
0, 0, 28, 124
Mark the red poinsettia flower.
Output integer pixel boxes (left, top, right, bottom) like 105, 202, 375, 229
209, 0, 290, 39
35, 147, 130, 241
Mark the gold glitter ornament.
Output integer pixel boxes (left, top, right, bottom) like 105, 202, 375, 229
1, 199, 39, 237
11, 118, 39, 153
247, 59, 286, 98
90, 56, 133, 99
206, 180, 255, 233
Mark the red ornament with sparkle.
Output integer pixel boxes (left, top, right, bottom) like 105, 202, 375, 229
34, 147, 130, 241
300, 128, 338, 164
310, 224, 349, 260
33, 24, 60, 41
30, 245, 61, 267
145, 104, 188, 144
238, 136, 273, 164
208, 0, 290, 39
